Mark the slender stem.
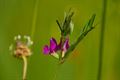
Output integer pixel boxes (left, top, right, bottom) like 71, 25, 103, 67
22, 56, 27, 80
97, 0, 107, 80
31, 0, 39, 39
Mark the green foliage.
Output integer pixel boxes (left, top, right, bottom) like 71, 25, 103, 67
56, 9, 74, 36
62, 14, 96, 63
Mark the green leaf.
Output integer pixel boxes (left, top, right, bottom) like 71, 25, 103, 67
56, 10, 74, 36
56, 20, 63, 32
62, 11, 74, 36
62, 14, 96, 63
82, 14, 96, 33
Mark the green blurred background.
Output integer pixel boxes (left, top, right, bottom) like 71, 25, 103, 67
0, 0, 120, 80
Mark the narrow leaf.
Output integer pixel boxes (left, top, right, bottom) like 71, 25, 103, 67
62, 14, 96, 62
56, 20, 63, 32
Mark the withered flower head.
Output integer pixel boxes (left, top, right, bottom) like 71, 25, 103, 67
10, 35, 33, 58
9, 35, 33, 80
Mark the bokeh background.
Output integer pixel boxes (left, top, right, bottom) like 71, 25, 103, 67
0, 0, 120, 80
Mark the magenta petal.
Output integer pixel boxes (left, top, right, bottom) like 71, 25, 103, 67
43, 45, 50, 54
50, 38, 57, 52
63, 39, 69, 52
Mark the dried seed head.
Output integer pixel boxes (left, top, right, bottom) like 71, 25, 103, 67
14, 41, 31, 57
24, 35, 33, 46
10, 35, 33, 58
14, 35, 21, 41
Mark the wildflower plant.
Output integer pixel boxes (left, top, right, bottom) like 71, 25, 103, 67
9, 35, 33, 80
43, 10, 96, 64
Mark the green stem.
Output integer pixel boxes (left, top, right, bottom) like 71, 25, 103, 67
31, 0, 39, 39
97, 0, 107, 80
22, 56, 27, 80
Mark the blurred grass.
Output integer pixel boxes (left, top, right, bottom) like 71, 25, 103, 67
0, 0, 120, 80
